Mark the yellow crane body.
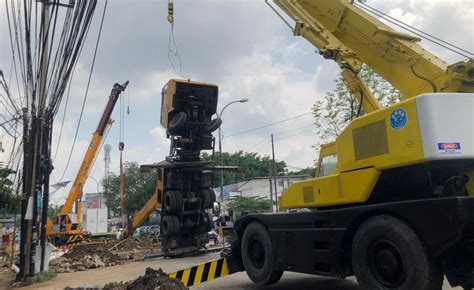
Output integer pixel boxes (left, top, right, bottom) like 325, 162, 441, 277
281, 93, 474, 208
122, 169, 164, 238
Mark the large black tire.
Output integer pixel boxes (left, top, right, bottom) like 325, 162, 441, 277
201, 189, 212, 209
241, 222, 283, 286
209, 188, 216, 204
162, 215, 180, 237
206, 117, 222, 133
352, 215, 443, 290
168, 112, 187, 130
166, 172, 181, 188
199, 212, 213, 233
163, 190, 183, 213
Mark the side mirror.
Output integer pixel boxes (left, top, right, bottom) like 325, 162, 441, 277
212, 202, 221, 216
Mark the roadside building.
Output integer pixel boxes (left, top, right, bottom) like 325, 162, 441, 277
214, 175, 311, 214
81, 192, 108, 233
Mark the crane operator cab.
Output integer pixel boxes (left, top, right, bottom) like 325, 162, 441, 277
280, 92, 474, 209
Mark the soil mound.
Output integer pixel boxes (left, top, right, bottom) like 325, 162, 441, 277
110, 237, 157, 252
50, 244, 125, 273
103, 267, 187, 290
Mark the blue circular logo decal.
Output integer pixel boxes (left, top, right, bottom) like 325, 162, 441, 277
390, 108, 407, 130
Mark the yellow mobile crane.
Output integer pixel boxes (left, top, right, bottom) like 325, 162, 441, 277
47, 82, 128, 246
162, 1, 473, 289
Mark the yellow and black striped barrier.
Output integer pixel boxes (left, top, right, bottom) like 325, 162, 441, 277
169, 257, 232, 287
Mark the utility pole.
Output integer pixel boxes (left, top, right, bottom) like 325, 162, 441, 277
18, 0, 73, 280
268, 161, 274, 213
219, 128, 224, 201
19, 107, 30, 279
40, 118, 52, 272
27, 1, 51, 276
20, 0, 50, 278
119, 142, 125, 230
271, 134, 278, 212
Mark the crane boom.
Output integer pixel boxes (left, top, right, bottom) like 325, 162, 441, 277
59, 81, 129, 215
271, 0, 474, 102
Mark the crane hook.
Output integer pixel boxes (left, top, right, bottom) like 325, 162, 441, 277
167, 0, 174, 25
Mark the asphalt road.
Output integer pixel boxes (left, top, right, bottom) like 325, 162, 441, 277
15, 252, 462, 290
194, 271, 361, 290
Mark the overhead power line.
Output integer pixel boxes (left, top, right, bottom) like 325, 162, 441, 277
273, 127, 315, 142
57, 0, 108, 182
226, 112, 312, 138
274, 123, 315, 136
355, 2, 473, 59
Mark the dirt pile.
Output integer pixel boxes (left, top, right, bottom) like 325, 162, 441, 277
103, 267, 188, 290
50, 244, 125, 273
0, 265, 15, 289
110, 237, 158, 252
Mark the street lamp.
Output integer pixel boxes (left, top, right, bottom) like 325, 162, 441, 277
87, 176, 101, 233
217, 98, 249, 202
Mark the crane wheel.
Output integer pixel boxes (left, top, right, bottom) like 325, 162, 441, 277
241, 222, 283, 286
164, 190, 183, 213
162, 215, 180, 237
209, 188, 216, 204
168, 112, 187, 130
201, 189, 213, 209
199, 212, 213, 233
166, 172, 181, 188
206, 117, 222, 133
352, 215, 443, 290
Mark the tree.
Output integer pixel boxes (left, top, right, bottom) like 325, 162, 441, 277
288, 167, 316, 178
227, 196, 272, 220
312, 65, 404, 145
0, 164, 20, 211
48, 204, 62, 217
201, 151, 287, 187
102, 162, 157, 217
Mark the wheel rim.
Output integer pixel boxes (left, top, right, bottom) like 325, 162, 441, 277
248, 238, 265, 269
368, 240, 406, 287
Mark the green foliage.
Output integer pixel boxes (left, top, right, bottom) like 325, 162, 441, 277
227, 196, 272, 219
312, 65, 404, 145
288, 167, 316, 178
48, 204, 61, 217
36, 270, 57, 283
102, 162, 157, 217
201, 151, 287, 186
0, 165, 20, 211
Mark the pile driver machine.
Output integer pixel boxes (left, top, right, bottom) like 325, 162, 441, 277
123, 79, 222, 254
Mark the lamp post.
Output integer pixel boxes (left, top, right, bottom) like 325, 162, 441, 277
88, 176, 100, 233
217, 98, 249, 202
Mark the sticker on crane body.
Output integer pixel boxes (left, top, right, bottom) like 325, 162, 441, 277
389, 108, 407, 130
437, 142, 461, 154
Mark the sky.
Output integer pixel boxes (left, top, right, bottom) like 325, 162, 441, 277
1, 0, 473, 205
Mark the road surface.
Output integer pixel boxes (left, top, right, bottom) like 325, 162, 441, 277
14, 252, 462, 290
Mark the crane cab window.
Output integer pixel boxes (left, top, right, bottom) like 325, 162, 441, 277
52, 216, 59, 225
319, 154, 338, 177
